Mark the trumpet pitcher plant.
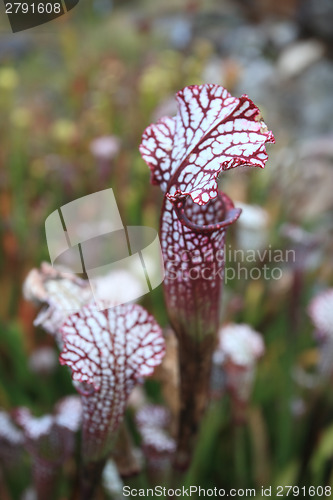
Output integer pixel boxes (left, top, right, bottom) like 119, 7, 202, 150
59, 303, 165, 498
140, 84, 274, 468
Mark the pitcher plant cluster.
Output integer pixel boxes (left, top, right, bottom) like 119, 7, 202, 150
2, 84, 276, 499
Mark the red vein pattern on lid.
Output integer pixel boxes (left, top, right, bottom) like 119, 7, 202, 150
59, 303, 165, 462
140, 84, 275, 205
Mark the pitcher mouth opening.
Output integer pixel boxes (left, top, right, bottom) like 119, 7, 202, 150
173, 191, 242, 235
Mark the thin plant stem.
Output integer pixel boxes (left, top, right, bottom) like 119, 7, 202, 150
80, 457, 107, 500
173, 333, 216, 471
234, 425, 247, 488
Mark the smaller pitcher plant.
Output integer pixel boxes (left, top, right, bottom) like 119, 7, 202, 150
60, 303, 165, 499
308, 289, 333, 376
14, 396, 82, 500
215, 323, 265, 424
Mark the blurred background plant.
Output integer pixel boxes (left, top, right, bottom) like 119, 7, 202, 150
0, 0, 333, 498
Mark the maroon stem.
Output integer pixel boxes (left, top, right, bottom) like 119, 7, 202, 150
112, 423, 140, 477
173, 332, 216, 470
32, 457, 61, 500
0, 468, 12, 500
80, 457, 107, 500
